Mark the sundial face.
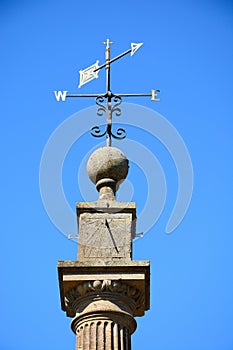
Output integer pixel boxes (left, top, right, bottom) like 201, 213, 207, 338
78, 213, 132, 259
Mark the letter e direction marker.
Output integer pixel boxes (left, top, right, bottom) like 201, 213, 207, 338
54, 39, 160, 146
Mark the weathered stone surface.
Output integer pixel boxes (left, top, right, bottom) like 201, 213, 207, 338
77, 201, 136, 261
86, 147, 129, 202
58, 260, 150, 317
87, 146, 129, 186
58, 260, 149, 268
73, 318, 133, 350
77, 201, 136, 213
78, 213, 132, 260
65, 280, 144, 317
58, 259, 150, 349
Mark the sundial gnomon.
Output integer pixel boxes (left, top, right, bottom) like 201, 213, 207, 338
54, 39, 160, 146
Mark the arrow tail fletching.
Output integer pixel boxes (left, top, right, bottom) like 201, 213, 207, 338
78, 60, 99, 88
131, 42, 143, 56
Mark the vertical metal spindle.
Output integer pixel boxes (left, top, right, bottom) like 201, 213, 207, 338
105, 39, 112, 147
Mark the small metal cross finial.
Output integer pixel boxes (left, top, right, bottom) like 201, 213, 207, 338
54, 40, 160, 146
103, 38, 114, 47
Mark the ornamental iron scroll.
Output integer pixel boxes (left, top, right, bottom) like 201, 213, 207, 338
91, 94, 126, 144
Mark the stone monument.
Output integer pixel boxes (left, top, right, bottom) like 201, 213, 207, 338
58, 145, 150, 349
56, 38, 158, 350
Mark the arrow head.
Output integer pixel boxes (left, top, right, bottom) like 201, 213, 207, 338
131, 42, 143, 56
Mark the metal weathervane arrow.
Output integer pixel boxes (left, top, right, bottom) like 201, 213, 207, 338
54, 39, 160, 146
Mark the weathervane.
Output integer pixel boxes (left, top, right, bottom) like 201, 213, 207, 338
54, 39, 160, 146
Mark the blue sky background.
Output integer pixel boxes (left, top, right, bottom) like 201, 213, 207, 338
1, 0, 233, 349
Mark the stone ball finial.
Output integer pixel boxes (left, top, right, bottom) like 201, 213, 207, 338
87, 146, 129, 200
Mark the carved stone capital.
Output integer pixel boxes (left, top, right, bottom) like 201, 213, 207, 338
58, 260, 150, 349
65, 279, 144, 318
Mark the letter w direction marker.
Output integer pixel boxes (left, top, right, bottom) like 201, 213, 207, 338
54, 90, 68, 102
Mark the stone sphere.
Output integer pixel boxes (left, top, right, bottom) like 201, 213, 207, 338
87, 146, 129, 185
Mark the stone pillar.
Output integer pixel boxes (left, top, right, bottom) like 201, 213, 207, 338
65, 280, 141, 350
58, 261, 150, 350
58, 146, 150, 350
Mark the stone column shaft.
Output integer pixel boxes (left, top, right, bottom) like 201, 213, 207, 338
64, 279, 145, 350
75, 320, 130, 350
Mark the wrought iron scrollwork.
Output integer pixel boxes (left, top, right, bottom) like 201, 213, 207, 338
112, 95, 122, 117
96, 95, 106, 116
90, 125, 107, 138
112, 127, 126, 140
91, 93, 125, 143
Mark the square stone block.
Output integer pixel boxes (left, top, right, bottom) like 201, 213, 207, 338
77, 201, 136, 261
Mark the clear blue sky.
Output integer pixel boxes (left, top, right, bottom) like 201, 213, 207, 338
1, 1, 233, 349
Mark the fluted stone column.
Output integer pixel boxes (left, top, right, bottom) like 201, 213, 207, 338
65, 280, 141, 350
75, 321, 131, 350
75, 320, 130, 350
